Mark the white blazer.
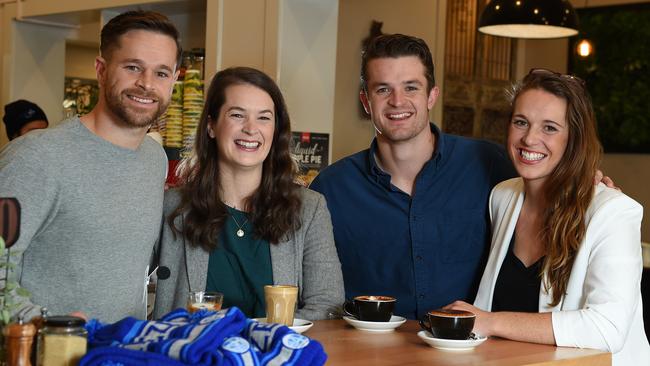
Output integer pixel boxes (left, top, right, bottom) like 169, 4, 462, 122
474, 178, 650, 366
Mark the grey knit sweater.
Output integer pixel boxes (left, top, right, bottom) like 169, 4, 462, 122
0, 118, 166, 322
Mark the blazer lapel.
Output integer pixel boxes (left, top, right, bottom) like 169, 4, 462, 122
476, 183, 525, 311
270, 237, 297, 286
184, 238, 210, 292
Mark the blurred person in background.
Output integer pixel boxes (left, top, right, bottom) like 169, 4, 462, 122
2, 99, 48, 140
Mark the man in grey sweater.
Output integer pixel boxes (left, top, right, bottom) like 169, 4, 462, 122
0, 10, 181, 322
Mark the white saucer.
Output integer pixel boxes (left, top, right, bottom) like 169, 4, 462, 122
417, 331, 487, 351
342, 315, 406, 333
252, 318, 314, 333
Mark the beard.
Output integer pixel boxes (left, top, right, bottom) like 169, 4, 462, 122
105, 87, 169, 128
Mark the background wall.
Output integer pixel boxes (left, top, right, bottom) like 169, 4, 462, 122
514, 38, 569, 77
601, 154, 650, 241
1, 6, 12, 146
11, 21, 70, 127
220, 0, 268, 71
65, 44, 97, 80
168, 11, 207, 53
278, 0, 338, 142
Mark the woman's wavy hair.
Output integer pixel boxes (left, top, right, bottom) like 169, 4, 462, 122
169, 67, 302, 251
509, 69, 602, 306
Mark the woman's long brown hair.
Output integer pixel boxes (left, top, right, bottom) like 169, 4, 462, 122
510, 70, 602, 306
168, 67, 302, 251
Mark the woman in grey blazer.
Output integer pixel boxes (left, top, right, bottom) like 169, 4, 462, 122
153, 67, 343, 321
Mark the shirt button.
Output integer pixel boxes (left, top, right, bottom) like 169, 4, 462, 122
419, 294, 425, 299
416, 255, 423, 261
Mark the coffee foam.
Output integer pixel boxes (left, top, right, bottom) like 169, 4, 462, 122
427, 309, 475, 318
355, 295, 396, 302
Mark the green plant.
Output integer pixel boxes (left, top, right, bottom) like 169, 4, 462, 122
0, 236, 31, 325
571, 4, 650, 153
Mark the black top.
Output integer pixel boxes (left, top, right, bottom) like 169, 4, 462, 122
492, 234, 544, 313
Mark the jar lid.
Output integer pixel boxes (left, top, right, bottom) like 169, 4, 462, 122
43, 316, 86, 327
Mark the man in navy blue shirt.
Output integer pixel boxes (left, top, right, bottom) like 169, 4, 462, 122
310, 34, 516, 320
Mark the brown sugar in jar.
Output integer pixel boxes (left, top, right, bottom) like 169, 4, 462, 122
37, 316, 87, 366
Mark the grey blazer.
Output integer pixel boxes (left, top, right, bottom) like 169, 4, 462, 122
152, 187, 344, 321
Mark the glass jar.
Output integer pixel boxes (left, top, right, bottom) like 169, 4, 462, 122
179, 54, 194, 79
193, 55, 204, 80
37, 316, 87, 366
190, 48, 205, 80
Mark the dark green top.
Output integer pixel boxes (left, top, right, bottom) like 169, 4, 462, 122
206, 206, 273, 318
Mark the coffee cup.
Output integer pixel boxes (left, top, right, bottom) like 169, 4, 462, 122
343, 295, 396, 322
264, 285, 298, 326
419, 309, 475, 340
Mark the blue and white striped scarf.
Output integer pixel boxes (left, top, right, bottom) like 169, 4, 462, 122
79, 307, 326, 366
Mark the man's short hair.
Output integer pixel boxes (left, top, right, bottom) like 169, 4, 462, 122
360, 34, 435, 93
100, 10, 182, 68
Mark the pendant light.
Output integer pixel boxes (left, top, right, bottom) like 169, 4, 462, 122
479, 0, 579, 39
575, 0, 593, 57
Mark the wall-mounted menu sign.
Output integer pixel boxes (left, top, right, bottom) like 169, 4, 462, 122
291, 132, 329, 186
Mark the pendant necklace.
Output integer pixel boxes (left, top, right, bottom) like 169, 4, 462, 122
230, 211, 248, 238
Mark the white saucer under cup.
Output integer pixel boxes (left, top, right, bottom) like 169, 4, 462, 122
417, 331, 487, 351
252, 318, 314, 334
342, 315, 406, 333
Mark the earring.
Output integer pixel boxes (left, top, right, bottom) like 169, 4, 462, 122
207, 128, 214, 138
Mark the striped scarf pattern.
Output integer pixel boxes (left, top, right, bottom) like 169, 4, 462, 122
79, 307, 326, 366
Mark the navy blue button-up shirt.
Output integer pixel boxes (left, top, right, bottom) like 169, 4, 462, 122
310, 124, 516, 319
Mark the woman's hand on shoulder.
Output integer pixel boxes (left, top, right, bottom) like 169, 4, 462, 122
594, 170, 620, 191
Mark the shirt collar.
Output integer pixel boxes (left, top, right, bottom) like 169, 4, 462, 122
367, 139, 392, 187
430, 122, 445, 161
367, 122, 445, 180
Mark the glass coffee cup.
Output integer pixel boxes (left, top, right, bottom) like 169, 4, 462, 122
187, 291, 223, 313
264, 285, 298, 326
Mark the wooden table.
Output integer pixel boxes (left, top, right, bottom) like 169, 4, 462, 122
306, 320, 611, 365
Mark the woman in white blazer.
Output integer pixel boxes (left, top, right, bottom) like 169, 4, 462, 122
446, 69, 649, 365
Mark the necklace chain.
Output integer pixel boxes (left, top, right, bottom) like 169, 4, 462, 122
230, 210, 248, 238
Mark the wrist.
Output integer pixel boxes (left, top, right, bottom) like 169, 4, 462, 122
482, 312, 498, 337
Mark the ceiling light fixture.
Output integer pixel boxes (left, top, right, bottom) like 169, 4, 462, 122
479, 0, 579, 39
